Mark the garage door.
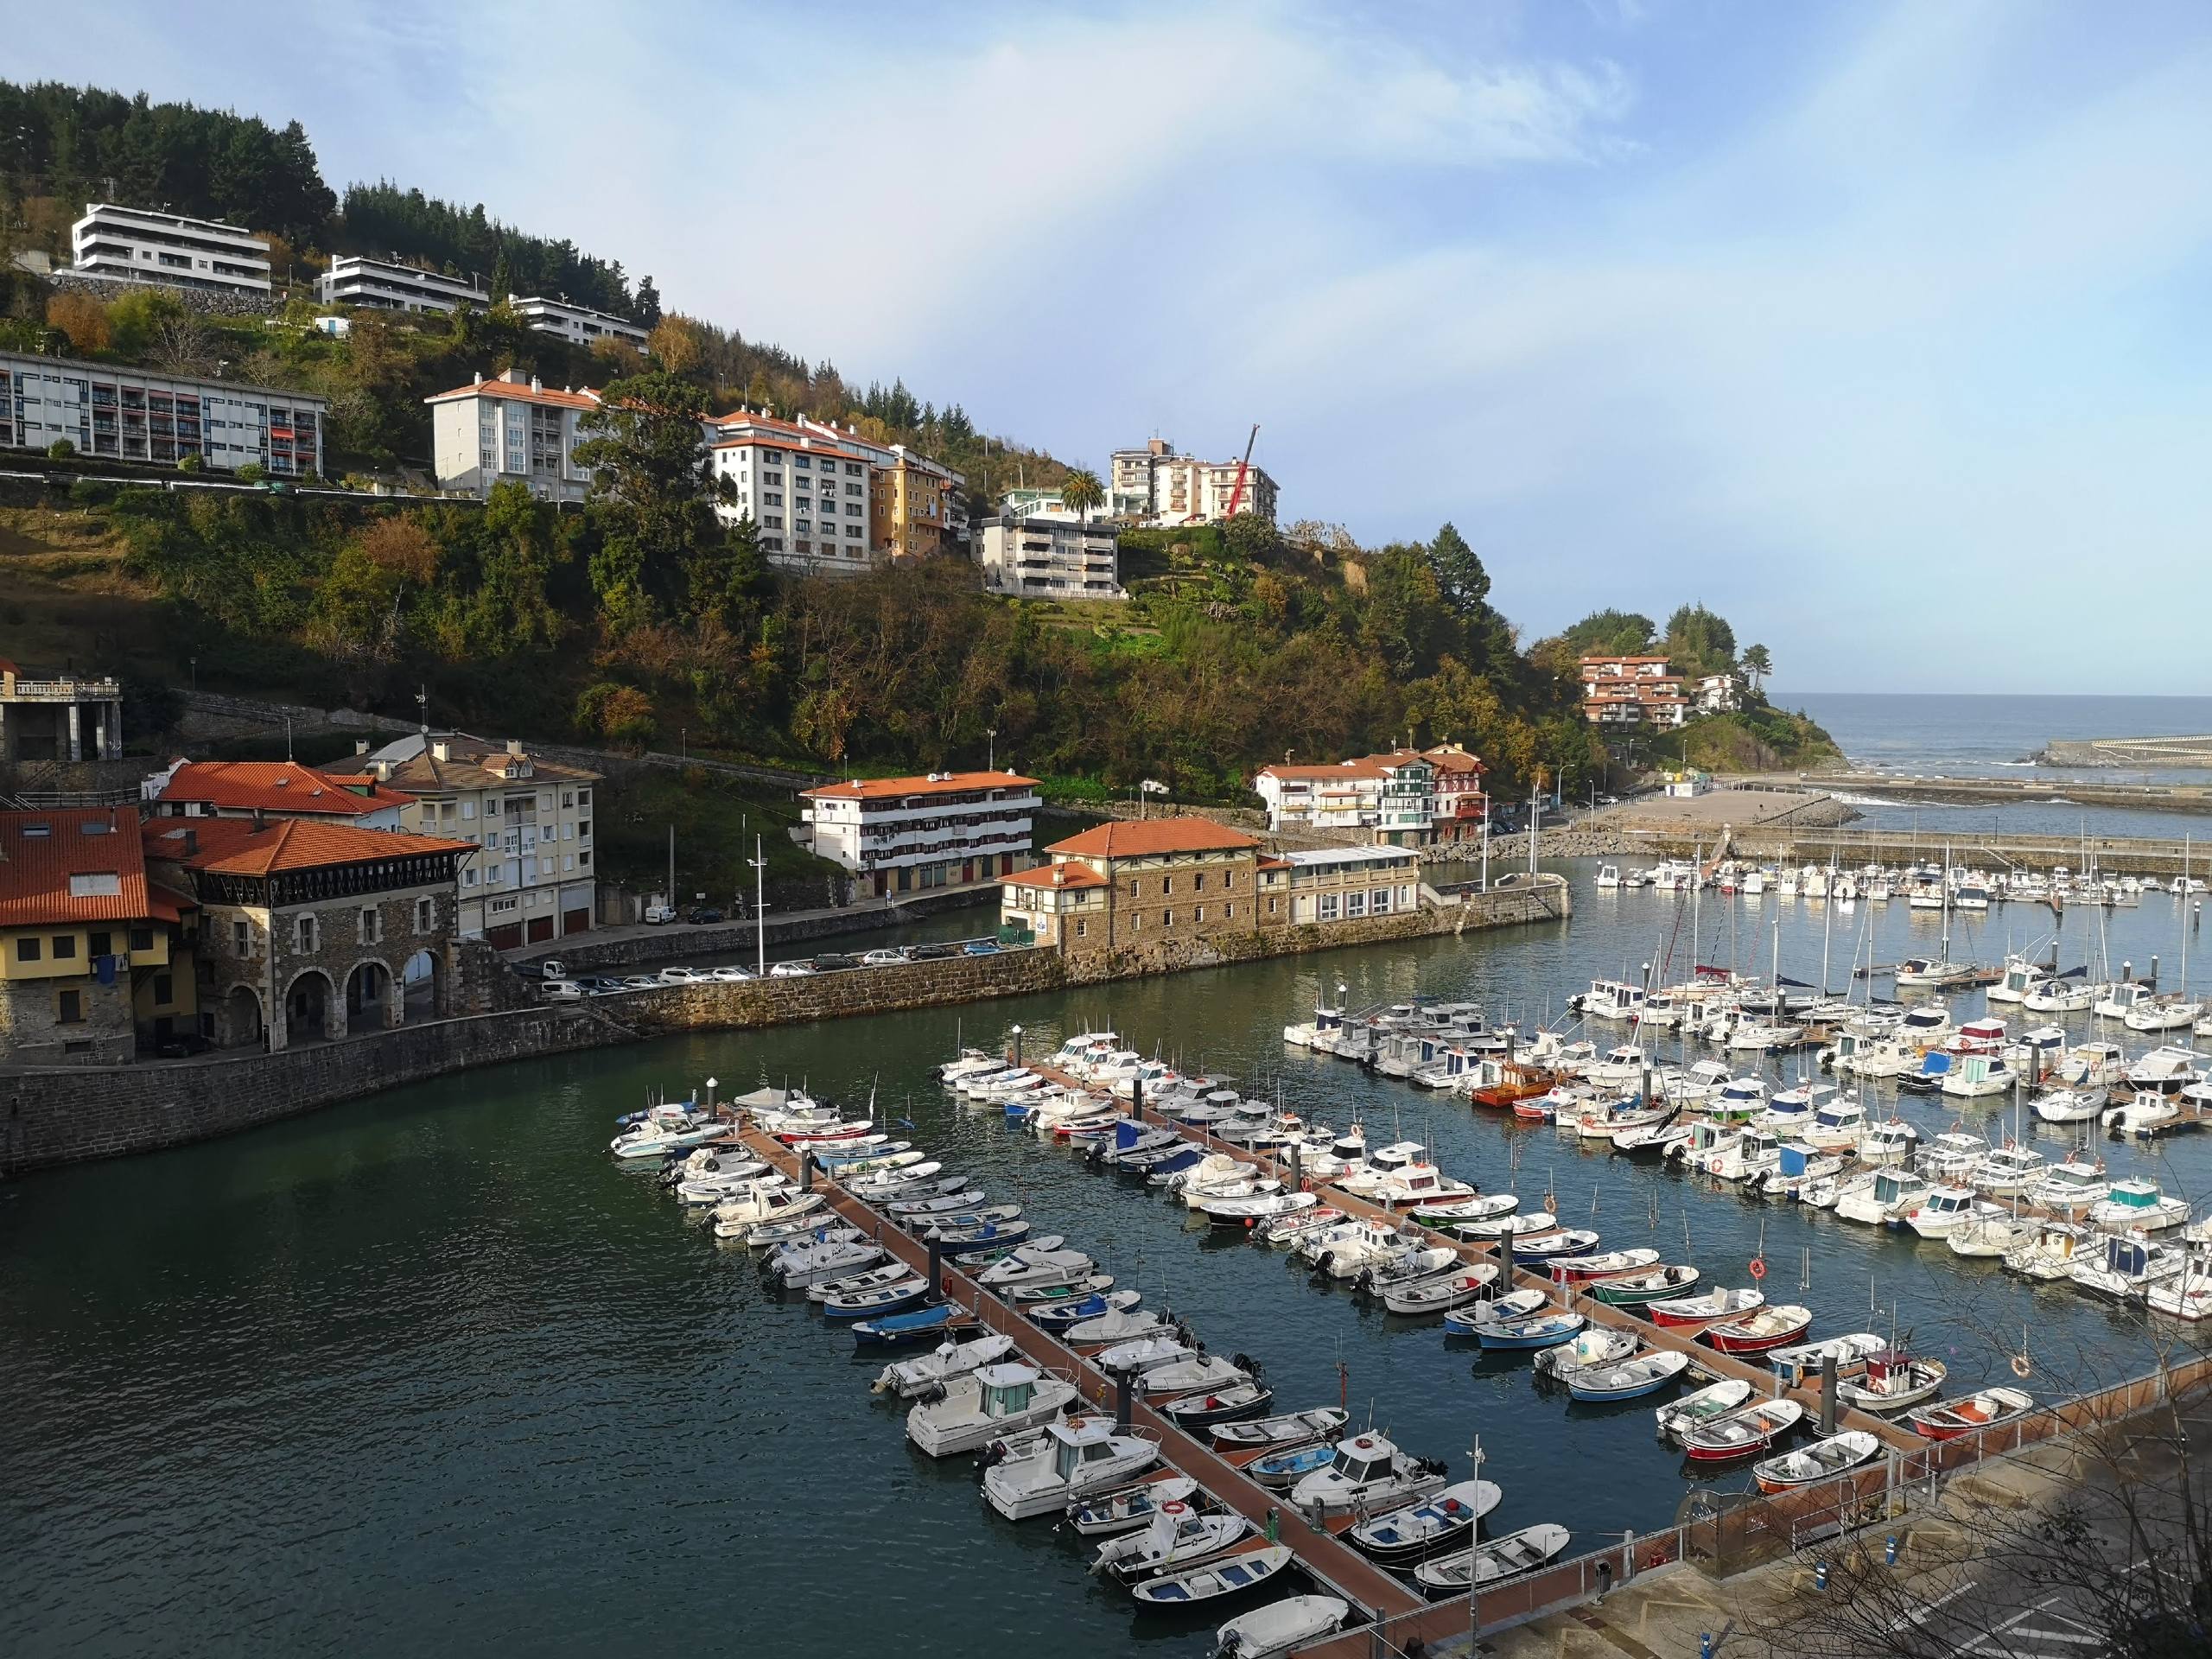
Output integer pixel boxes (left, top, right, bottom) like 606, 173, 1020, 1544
563, 908, 591, 935
486, 924, 524, 950
527, 916, 556, 943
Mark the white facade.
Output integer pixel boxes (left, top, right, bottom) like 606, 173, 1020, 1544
511, 296, 648, 351
706, 409, 888, 572
0, 351, 325, 474
799, 772, 1040, 897
1253, 753, 1435, 845
424, 370, 601, 503
320, 255, 489, 315
976, 513, 1123, 600
1695, 674, 1744, 714
1109, 437, 1279, 526
71, 203, 271, 296
359, 733, 600, 945
1281, 846, 1422, 925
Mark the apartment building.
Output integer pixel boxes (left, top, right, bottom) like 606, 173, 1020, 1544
425, 370, 601, 503
511, 296, 648, 351
873, 444, 963, 560
974, 512, 1124, 600
1109, 436, 1280, 526
1695, 673, 1745, 714
999, 817, 1262, 952
319, 255, 489, 315
0, 350, 326, 475
800, 771, 1039, 898
1252, 750, 1437, 845
1580, 656, 1689, 728
0, 806, 193, 1065
1423, 742, 1489, 844
1259, 846, 1422, 926
71, 203, 271, 296
357, 731, 599, 946
143, 760, 416, 829
705, 408, 887, 571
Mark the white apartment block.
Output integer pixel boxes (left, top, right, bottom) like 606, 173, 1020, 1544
976, 512, 1124, 600
71, 203, 272, 296
705, 408, 888, 572
800, 771, 1040, 898
424, 370, 601, 503
1253, 751, 1437, 846
359, 732, 600, 946
511, 296, 648, 351
0, 350, 326, 474
320, 255, 489, 315
1109, 436, 1280, 526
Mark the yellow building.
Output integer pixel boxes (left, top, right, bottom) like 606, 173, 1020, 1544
871, 444, 959, 562
0, 806, 196, 1065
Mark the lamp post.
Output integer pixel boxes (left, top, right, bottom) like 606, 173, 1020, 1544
747, 836, 767, 976
987, 727, 997, 772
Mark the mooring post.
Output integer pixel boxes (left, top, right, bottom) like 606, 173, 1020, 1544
925, 1234, 944, 1306
1115, 1365, 1134, 1429
1287, 1140, 1304, 1192
1498, 1228, 1516, 1291
1821, 1351, 1839, 1434
800, 1151, 815, 1191
1132, 1074, 1144, 1123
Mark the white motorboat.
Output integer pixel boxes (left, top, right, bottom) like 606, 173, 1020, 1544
2069, 1233, 2185, 1301
2104, 1092, 2184, 1139
1707, 1128, 1783, 1185
1921, 1131, 1989, 1183
2124, 1045, 2201, 1094
1287, 1433, 1447, 1517
769, 1237, 886, 1287
2145, 1260, 2212, 1322
1069, 1474, 1199, 1535
1066, 1306, 1172, 1346
1092, 1332, 1202, 1376
872, 1332, 1020, 1398
1939, 1054, 2015, 1099
1801, 1097, 1867, 1152
1301, 1220, 1415, 1280
2005, 1219, 2094, 1281
1139, 1353, 1257, 1401
1837, 1353, 1947, 1413
1948, 1211, 2032, 1257
2027, 1157, 2111, 1219
2023, 977, 2094, 1014
1093, 1501, 1255, 1583
976, 1246, 1097, 1290
906, 1363, 1082, 1457
1355, 1244, 1461, 1299
708, 1185, 826, 1237
1904, 1185, 2000, 1240
2088, 1179, 2190, 1232
1857, 1119, 1919, 1166
1970, 1145, 2045, 1198
2125, 995, 2203, 1033
607, 1110, 724, 1159
1837, 1167, 1928, 1227
1213, 1594, 1351, 1659
2055, 1039, 2128, 1089
982, 1419, 1162, 1520
1344, 1478, 1501, 1562
1381, 1266, 1498, 1317
2031, 1089, 2102, 1124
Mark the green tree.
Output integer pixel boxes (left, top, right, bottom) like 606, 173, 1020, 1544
636, 274, 662, 327
1741, 643, 1772, 692
572, 368, 730, 629
1059, 467, 1103, 521
1663, 603, 1737, 678
1426, 521, 1491, 618
1557, 608, 1656, 657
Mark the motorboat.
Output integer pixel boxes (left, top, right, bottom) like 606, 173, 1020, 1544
932, 1220, 1047, 1259
1922, 1132, 1989, 1183
1068, 1475, 1200, 1536
1837, 1352, 1947, 1414
1213, 1594, 1351, 1659
1091, 1332, 1202, 1376
1128, 1543, 1294, 1610
2031, 1089, 2101, 1125
766, 1236, 886, 1287
1244, 1443, 1337, 1491
1408, 1192, 1520, 1230
1356, 1245, 1461, 1299
2103, 1093, 2183, 1140
1903, 1184, 2003, 1241
2022, 977, 2094, 1014
1588, 1265, 1701, 1308
983, 1419, 1162, 1520
2053, 1039, 2128, 1089
1703, 1304, 1814, 1354
1210, 1407, 1352, 1458
1032, 1289, 1143, 1334
818, 1276, 928, 1319
1287, 1433, 1448, 1517
1382, 1267, 1499, 1318
851, 1303, 968, 1347
1303, 1220, 1416, 1280
1908, 1387, 2034, 1441
1093, 1502, 1255, 1584
1681, 1398, 1806, 1462
1858, 1119, 1921, 1166
976, 1245, 1096, 1291
2124, 1045, 2202, 1094
1508, 1227, 1603, 1262
1802, 1097, 1868, 1152
1160, 1382, 1278, 1430
607, 1107, 724, 1159
1459, 1303, 1586, 1351
2005, 1219, 2094, 1281
2069, 1233, 2184, 1301
1066, 1306, 1172, 1348
2125, 995, 2203, 1033
1139, 1353, 1259, 1402
1753, 1430, 1879, 1493
871, 1331, 1019, 1398
2026, 1158, 2110, 1219
2145, 1260, 2212, 1322
1948, 1212, 2032, 1258
1655, 1378, 1752, 1444
807, 1261, 919, 1302
1561, 1349, 1692, 1402
1758, 1141, 1844, 1201
1344, 1479, 1501, 1563
2088, 1179, 2190, 1232
1764, 1332, 1886, 1386
1707, 1128, 1784, 1185
1836, 1169, 1927, 1228
1548, 1247, 1661, 1285
1649, 1286, 1764, 1331
1939, 1054, 2015, 1099
906, 1363, 1082, 1458
1533, 1326, 1637, 1379
1411, 1523, 1573, 1595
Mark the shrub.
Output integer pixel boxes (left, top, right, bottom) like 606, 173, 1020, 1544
177, 452, 204, 474
234, 462, 267, 483
69, 477, 116, 506
46, 438, 75, 460
45, 292, 111, 353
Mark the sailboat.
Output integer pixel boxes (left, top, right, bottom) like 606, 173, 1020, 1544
1895, 844, 1980, 989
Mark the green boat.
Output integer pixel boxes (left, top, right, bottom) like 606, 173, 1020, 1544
1408, 1195, 1520, 1230
1007, 1274, 1115, 1306
1589, 1264, 1700, 1306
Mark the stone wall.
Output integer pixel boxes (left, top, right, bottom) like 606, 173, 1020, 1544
515, 885, 1001, 971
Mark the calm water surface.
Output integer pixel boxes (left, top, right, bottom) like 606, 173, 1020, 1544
6, 863, 2212, 1657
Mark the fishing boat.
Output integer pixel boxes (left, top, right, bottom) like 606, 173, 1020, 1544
805, 1261, 918, 1303
1065, 1306, 1172, 1348
1287, 1433, 1449, 1517
1838, 1352, 1947, 1414
1160, 1381, 1277, 1429
1908, 1387, 2034, 1441
1068, 1475, 1200, 1536
1382, 1267, 1499, 1317
2027, 1158, 2111, 1220
1345, 1479, 1502, 1563
1753, 1430, 1880, 1493
2005, 1219, 2095, 1281
1007, 1273, 1116, 1306
871, 1330, 1020, 1396
1655, 1378, 1752, 1443
1408, 1193, 1520, 1228
906, 1363, 1082, 1458
1447, 1212, 1562, 1243
1468, 1307, 1588, 1351
1213, 1594, 1351, 1659
1093, 1502, 1256, 1584
1243, 1443, 1336, 1491
1210, 1407, 1352, 1457
1589, 1265, 1700, 1307
1647, 1286, 1763, 1331
818, 1276, 928, 1319
1128, 1543, 1294, 1610
1561, 1349, 1693, 1402
931, 1219, 1043, 1259
1704, 1304, 1815, 1354
1030, 1289, 1143, 1334
1764, 1332, 1886, 1386
883, 1188, 995, 1218
1681, 1397, 1806, 1462
1533, 1326, 1637, 1378
1140, 1354, 1260, 1402
2069, 1233, 2185, 1301
1198, 1191, 1319, 1228
1411, 1524, 1573, 1595
983, 1419, 1164, 1520
851, 1302, 969, 1347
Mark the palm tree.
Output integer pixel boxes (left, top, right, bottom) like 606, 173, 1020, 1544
1059, 467, 1104, 523
1741, 644, 1773, 693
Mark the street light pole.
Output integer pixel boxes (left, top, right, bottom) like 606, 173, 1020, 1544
1467, 1431, 1485, 1650
748, 836, 767, 976
987, 727, 997, 772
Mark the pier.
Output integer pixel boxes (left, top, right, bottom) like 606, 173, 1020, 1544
1625, 821, 2212, 877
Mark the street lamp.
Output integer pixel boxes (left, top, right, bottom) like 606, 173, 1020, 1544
747, 836, 768, 976
987, 727, 997, 772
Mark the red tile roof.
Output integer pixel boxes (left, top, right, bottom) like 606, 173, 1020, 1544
1046, 818, 1260, 859
424, 378, 602, 411
155, 760, 416, 817
144, 818, 474, 877
1001, 862, 1107, 890
804, 772, 1039, 802
0, 807, 160, 925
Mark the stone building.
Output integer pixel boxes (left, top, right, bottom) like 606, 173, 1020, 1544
143, 817, 474, 1052
999, 818, 1262, 952
144, 759, 416, 828
0, 806, 193, 1065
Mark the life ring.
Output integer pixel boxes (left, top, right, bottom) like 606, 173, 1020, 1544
1749, 1256, 1768, 1281
2012, 1352, 2032, 1379
1542, 1193, 1558, 1215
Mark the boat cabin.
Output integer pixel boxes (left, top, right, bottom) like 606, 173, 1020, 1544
1049, 1421, 1124, 1479
978, 1363, 1042, 1419
1325, 1434, 1397, 1484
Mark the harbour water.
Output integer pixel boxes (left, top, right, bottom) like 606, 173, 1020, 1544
5, 861, 2210, 1657
1785, 692, 2212, 781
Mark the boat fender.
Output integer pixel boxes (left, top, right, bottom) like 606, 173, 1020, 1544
2011, 1352, 2032, 1379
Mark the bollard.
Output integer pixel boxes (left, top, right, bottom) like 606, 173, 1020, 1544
1133, 1075, 1145, 1123
1267, 1507, 1280, 1544
1700, 1633, 1713, 1659
1288, 1141, 1304, 1192
925, 1235, 944, 1306
1821, 1351, 1839, 1434
1115, 1365, 1134, 1429
1499, 1228, 1516, 1291
1815, 1560, 1829, 1592
801, 1151, 815, 1191
1885, 1535, 1899, 1567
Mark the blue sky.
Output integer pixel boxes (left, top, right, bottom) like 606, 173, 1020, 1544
18, 1, 2212, 692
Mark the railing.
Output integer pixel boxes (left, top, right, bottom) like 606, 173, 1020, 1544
3, 677, 122, 701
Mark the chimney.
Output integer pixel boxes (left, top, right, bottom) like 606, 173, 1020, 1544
473, 371, 483, 385
184, 827, 198, 856
430, 740, 451, 763
354, 739, 370, 756
530, 375, 542, 395
251, 808, 265, 830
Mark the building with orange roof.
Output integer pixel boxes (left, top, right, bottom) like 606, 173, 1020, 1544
999, 815, 1262, 950
0, 806, 196, 1065
800, 770, 1041, 899
143, 815, 474, 1052
1579, 655, 1688, 728
425, 368, 605, 503
145, 759, 416, 829
705, 408, 893, 572
1252, 749, 1438, 845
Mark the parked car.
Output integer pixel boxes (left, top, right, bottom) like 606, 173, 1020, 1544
709, 965, 755, 982
658, 966, 708, 985
861, 949, 905, 967
620, 974, 662, 990
812, 953, 858, 971
542, 979, 587, 1001
577, 976, 627, 995
540, 958, 568, 979
767, 961, 816, 978
685, 906, 724, 925
906, 942, 957, 961
644, 904, 676, 925
963, 940, 1001, 957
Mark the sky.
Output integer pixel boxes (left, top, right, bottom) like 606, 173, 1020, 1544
16, 0, 2212, 693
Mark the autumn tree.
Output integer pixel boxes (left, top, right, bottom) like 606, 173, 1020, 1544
45, 292, 111, 353
647, 315, 709, 378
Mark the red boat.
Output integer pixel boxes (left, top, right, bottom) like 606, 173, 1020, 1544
1681, 1398, 1804, 1463
1469, 1065, 1557, 1109
1646, 1286, 1764, 1331
1702, 1303, 1813, 1354
1908, 1386, 2035, 1441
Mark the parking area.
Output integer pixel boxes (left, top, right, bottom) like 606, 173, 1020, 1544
527, 933, 1034, 999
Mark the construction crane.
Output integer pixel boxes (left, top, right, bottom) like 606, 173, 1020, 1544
1223, 423, 1260, 519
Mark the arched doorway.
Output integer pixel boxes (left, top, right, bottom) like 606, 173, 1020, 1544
401, 949, 439, 1023
286, 969, 334, 1045
346, 962, 391, 1033
223, 985, 264, 1048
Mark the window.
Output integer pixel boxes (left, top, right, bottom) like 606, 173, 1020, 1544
15, 938, 40, 963
1075, 919, 1087, 938
359, 908, 382, 944
1268, 897, 1279, 915
578, 791, 591, 807
464, 868, 478, 887
1370, 887, 1392, 915
579, 850, 591, 868
68, 872, 120, 897
152, 973, 173, 1006
579, 819, 591, 839
1344, 890, 1365, 918
1162, 910, 1174, 927
461, 799, 476, 821
296, 915, 318, 953
1223, 871, 1235, 888
1130, 913, 1140, 932
1194, 906, 1205, 923
562, 791, 574, 809
486, 798, 502, 817
1127, 879, 1140, 898
233, 919, 250, 955
52, 934, 76, 960
1192, 873, 1205, 892
1160, 876, 1173, 895
1319, 893, 1339, 921
1225, 903, 1235, 919
55, 988, 83, 1025
416, 899, 434, 931
89, 930, 112, 959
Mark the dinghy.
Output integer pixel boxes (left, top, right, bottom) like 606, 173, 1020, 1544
1655, 1378, 1751, 1444
1160, 1381, 1277, 1429
1908, 1387, 2034, 1441
1067, 1474, 1199, 1535
1467, 1307, 1586, 1351
1507, 1227, 1603, 1262
1245, 1441, 1337, 1491
1549, 1247, 1662, 1284
851, 1303, 967, 1346
1703, 1304, 1814, 1354
1093, 1502, 1255, 1583
1533, 1326, 1637, 1378
1345, 1479, 1501, 1563
805, 1261, 918, 1302
1408, 1193, 1520, 1228
1412, 1523, 1573, 1594
1213, 1594, 1351, 1659
1383, 1267, 1499, 1317
1589, 1265, 1700, 1307
1005, 1273, 1114, 1306
906, 1362, 1082, 1458
1645, 1286, 1763, 1331
1754, 1430, 1880, 1493
1681, 1398, 1805, 1462
883, 1191, 995, 1219
818, 1277, 927, 1319
1443, 1287, 1547, 1337
1139, 1353, 1257, 1401
1030, 1289, 1142, 1334
1210, 1406, 1352, 1456
932, 1220, 1041, 1258
1561, 1349, 1692, 1402
1128, 1542, 1294, 1610
1837, 1352, 1947, 1414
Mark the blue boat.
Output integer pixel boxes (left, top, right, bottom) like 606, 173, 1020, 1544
1247, 1442, 1335, 1491
1472, 1312, 1588, 1351
851, 1303, 961, 1346
1030, 1288, 1141, 1332
931, 1219, 1037, 1257
821, 1281, 927, 1321
1563, 1350, 1691, 1402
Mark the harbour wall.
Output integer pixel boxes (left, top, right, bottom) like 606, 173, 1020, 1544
1626, 823, 2212, 876
0, 881, 1567, 1172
